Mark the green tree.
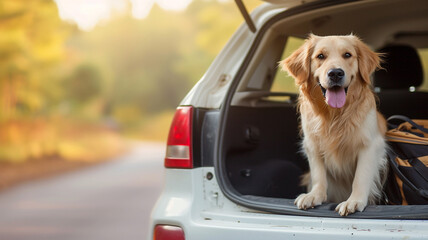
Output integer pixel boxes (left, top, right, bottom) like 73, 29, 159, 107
0, 0, 71, 120
66, 63, 102, 103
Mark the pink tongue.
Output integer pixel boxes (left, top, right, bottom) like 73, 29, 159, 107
326, 87, 346, 108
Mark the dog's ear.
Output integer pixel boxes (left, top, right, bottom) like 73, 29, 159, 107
355, 37, 382, 84
279, 36, 315, 86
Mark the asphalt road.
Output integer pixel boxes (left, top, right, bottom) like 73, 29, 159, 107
0, 142, 165, 240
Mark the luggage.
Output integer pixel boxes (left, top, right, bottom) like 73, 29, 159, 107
384, 115, 428, 205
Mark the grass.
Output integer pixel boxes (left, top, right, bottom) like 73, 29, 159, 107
0, 117, 129, 163
123, 110, 175, 143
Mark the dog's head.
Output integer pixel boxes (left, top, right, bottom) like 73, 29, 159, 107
280, 34, 381, 109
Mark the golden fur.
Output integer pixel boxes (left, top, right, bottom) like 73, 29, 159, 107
280, 34, 387, 216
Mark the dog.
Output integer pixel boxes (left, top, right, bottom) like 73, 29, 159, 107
280, 34, 388, 216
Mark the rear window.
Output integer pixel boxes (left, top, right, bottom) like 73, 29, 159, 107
271, 36, 428, 93
270, 36, 302, 93
418, 48, 428, 91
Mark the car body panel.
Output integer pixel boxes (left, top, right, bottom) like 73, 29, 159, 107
149, 167, 428, 239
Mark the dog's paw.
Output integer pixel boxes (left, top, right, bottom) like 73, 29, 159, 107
335, 199, 367, 216
294, 192, 326, 210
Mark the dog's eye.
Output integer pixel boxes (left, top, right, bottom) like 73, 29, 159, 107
317, 54, 325, 60
344, 52, 352, 58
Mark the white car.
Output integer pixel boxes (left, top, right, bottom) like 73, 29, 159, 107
149, 0, 428, 239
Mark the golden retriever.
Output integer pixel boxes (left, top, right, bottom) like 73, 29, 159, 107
280, 34, 387, 216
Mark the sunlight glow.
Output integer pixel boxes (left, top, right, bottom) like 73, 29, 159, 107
155, 0, 193, 11
55, 0, 127, 31
54, 0, 194, 31
129, 0, 155, 19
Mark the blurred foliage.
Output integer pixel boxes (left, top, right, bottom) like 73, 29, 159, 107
66, 63, 103, 103
0, 0, 72, 119
0, 117, 127, 162
0, 0, 261, 163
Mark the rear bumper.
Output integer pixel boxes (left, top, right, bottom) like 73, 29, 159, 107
148, 167, 428, 240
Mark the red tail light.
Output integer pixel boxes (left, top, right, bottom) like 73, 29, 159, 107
165, 106, 193, 169
154, 225, 185, 240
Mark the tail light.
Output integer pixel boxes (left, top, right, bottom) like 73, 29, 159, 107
154, 225, 185, 240
165, 106, 193, 169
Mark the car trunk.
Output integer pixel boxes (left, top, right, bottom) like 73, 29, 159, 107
223, 103, 305, 199
213, 0, 428, 219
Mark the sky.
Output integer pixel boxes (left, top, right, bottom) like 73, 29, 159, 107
54, 0, 193, 31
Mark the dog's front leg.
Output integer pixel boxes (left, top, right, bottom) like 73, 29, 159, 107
295, 140, 327, 210
335, 137, 385, 216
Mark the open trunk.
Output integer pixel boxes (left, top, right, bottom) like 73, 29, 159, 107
215, 0, 428, 219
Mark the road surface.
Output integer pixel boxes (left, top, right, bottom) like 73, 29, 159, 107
0, 142, 165, 240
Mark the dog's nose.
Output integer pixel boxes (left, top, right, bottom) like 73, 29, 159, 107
328, 68, 345, 83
